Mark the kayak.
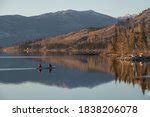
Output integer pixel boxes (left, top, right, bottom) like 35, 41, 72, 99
37, 66, 55, 70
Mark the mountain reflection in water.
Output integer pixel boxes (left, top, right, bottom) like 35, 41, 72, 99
0, 55, 149, 95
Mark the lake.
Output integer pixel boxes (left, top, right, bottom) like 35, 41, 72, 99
0, 54, 149, 100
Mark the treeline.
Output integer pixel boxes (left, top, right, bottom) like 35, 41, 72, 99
75, 42, 107, 49
46, 44, 69, 49
18, 40, 108, 51
18, 38, 44, 51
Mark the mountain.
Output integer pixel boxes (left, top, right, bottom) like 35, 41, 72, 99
0, 10, 117, 47
3, 9, 149, 56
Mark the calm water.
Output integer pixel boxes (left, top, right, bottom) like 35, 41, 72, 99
0, 54, 149, 100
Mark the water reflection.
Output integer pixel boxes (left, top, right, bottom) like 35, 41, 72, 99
34, 56, 150, 94
0, 55, 114, 88
35, 56, 111, 73
110, 60, 150, 95
0, 55, 149, 95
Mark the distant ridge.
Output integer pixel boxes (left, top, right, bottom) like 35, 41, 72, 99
0, 9, 117, 47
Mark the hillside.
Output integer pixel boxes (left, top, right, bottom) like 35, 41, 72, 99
3, 25, 116, 55
0, 10, 117, 47
3, 9, 150, 56
108, 8, 150, 56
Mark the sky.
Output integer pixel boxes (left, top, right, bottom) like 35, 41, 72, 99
0, 0, 149, 17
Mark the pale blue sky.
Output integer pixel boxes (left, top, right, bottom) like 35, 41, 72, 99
0, 0, 149, 17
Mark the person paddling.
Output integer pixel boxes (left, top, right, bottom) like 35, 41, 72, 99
38, 64, 42, 69
38, 64, 42, 72
49, 64, 52, 69
48, 64, 52, 72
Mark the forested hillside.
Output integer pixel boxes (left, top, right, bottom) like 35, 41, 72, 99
108, 8, 150, 56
